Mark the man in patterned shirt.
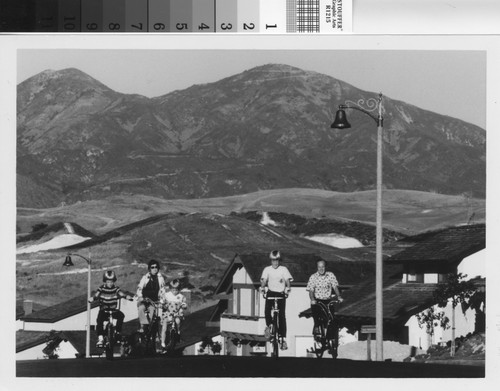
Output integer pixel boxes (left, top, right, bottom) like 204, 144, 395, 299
306, 259, 343, 336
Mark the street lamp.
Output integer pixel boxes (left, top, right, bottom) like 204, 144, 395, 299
63, 252, 92, 358
331, 93, 385, 361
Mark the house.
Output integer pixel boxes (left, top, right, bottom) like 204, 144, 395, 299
16, 299, 222, 360
386, 223, 485, 350
214, 252, 376, 357
18, 291, 137, 332
303, 224, 486, 353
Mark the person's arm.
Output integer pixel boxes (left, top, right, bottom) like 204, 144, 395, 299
284, 268, 292, 297
136, 275, 146, 298
260, 268, 268, 297
89, 288, 101, 303
330, 273, 343, 302
306, 275, 316, 304
118, 289, 133, 301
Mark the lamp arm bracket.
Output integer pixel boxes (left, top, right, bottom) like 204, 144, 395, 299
340, 93, 384, 126
68, 253, 92, 265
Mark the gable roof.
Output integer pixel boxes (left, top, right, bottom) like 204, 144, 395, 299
214, 251, 385, 294
16, 300, 48, 320
17, 304, 221, 356
19, 290, 134, 323
388, 224, 485, 265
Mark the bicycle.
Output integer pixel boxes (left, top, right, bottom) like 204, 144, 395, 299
100, 309, 120, 360
266, 295, 286, 358
136, 297, 162, 356
94, 298, 132, 360
162, 318, 181, 355
309, 297, 340, 359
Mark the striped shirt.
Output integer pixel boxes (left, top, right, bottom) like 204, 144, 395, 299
95, 284, 127, 310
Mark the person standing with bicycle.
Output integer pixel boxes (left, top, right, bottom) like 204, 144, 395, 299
260, 250, 293, 350
136, 259, 166, 333
89, 270, 133, 347
306, 259, 343, 338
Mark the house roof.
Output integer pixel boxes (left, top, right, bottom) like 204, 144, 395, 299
388, 224, 485, 265
175, 304, 221, 350
19, 290, 134, 323
299, 225, 486, 327
16, 300, 48, 320
17, 304, 220, 356
214, 251, 386, 294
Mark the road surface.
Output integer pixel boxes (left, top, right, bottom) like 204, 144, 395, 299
16, 355, 485, 378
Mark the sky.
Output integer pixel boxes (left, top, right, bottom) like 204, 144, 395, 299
17, 49, 486, 128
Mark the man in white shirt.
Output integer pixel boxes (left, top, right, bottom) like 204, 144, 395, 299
260, 250, 293, 350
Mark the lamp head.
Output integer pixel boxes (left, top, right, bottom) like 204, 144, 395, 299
63, 255, 74, 267
331, 109, 351, 129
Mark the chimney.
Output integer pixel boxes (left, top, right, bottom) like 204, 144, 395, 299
23, 300, 33, 316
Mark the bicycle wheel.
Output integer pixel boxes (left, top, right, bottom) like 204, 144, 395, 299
145, 320, 159, 356
166, 324, 178, 353
105, 324, 114, 360
271, 313, 279, 358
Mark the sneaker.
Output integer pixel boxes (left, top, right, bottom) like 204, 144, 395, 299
264, 326, 271, 339
280, 340, 288, 350
96, 335, 104, 348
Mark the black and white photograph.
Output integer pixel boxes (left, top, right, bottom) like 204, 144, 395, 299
2, 34, 500, 386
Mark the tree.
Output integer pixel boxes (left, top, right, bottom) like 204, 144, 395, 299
416, 306, 450, 347
42, 330, 63, 359
433, 273, 478, 356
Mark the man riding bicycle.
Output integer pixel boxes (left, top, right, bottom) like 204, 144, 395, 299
136, 259, 166, 333
89, 270, 133, 347
306, 259, 343, 339
260, 250, 293, 350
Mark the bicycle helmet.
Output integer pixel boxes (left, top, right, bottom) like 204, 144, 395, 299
148, 259, 160, 270
170, 279, 180, 289
269, 250, 281, 261
103, 270, 117, 282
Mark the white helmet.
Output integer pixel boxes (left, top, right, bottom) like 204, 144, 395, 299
269, 250, 281, 261
103, 270, 117, 282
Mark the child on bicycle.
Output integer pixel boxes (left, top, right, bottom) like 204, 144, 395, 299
159, 279, 188, 351
260, 250, 293, 350
89, 270, 133, 347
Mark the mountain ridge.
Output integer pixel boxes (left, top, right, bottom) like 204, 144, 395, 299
17, 64, 486, 208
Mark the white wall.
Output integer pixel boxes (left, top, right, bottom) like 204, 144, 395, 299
405, 301, 477, 351
458, 249, 485, 280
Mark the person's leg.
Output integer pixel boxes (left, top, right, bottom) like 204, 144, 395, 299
96, 310, 105, 336
160, 318, 167, 346
278, 297, 287, 338
311, 304, 321, 333
264, 298, 272, 326
113, 311, 125, 333
137, 300, 148, 330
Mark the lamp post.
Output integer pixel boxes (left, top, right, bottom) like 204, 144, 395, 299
331, 93, 384, 361
63, 252, 92, 358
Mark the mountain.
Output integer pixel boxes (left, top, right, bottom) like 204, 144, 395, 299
17, 65, 486, 208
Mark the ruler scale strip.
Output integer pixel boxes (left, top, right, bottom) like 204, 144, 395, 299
0, 0, 351, 33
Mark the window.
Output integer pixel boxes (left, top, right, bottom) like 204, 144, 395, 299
407, 273, 424, 283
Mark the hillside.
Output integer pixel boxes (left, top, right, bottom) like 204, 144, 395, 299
17, 65, 486, 208
16, 211, 385, 307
